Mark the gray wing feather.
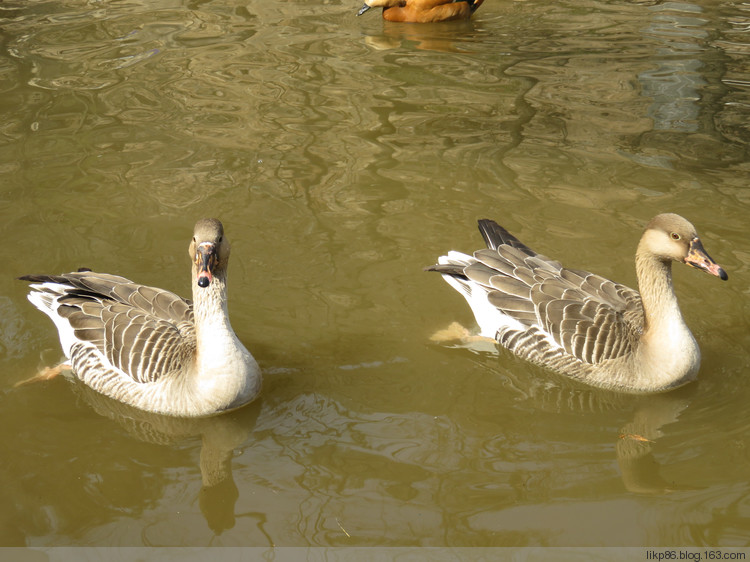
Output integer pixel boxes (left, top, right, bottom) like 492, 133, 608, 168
26, 271, 195, 383
466, 221, 644, 365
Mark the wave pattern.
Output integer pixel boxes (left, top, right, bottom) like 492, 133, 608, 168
1, 0, 748, 548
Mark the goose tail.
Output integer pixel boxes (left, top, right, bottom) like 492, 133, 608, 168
477, 219, 537, 256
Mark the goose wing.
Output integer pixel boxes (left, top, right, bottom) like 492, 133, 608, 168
470, 221, 644, 364
21, 271, 195, 383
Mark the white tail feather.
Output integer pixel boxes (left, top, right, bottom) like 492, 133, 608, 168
26, 285, 77, 358
435, 253, 523, 339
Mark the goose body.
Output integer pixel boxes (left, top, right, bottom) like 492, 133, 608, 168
357, 0, 483, 23
427, 214, 728, 393
20, 219, 261, 417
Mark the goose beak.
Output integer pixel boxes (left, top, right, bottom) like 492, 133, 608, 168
357, 4, 371, 15
685, 238, 728, 281
195, 242, 218, 288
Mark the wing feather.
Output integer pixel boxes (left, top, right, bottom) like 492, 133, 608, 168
22, 271, 195, 384
430, 219, 647, 370
473, 249, 517, 277
452, 222, 644, 365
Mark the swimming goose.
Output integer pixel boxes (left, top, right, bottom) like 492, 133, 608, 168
19, 219, 261, 417
357, 0, 483, 23
427, 214, 728, 393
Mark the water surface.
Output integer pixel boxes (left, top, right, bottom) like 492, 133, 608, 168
0, 0, 748, 548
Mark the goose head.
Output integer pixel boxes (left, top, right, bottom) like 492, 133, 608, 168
640, 213, 728, 281
189, 218, 231, 288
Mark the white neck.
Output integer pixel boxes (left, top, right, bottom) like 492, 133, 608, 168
193, 274, 234, 345
188, 269, 260, 411
635, 250, 700, 387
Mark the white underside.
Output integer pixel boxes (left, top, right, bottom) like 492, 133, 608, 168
438, 252, 526, 339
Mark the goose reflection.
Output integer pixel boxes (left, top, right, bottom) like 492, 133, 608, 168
615, 393, 698, 495
514, 368, 697, 494
435, 336, 697, 494
70, 380, 260, 534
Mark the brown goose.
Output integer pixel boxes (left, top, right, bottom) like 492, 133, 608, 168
19, 219, 261, 417
427, 214, 728, 393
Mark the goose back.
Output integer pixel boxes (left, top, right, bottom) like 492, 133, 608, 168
21, 271, 196, 386
465, 223, 645, 368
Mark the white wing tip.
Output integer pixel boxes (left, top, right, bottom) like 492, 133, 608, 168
437, 251, 474, 267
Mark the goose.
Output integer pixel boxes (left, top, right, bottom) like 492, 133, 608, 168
357, 0, 483, 23
427, 214, 728, 393
19, 219, 261, 417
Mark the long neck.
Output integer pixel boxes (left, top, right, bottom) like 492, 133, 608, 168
182, 266, 260, 414
635, 249, 682, 336
191, 269, 239, 363
634, 244, 699, 386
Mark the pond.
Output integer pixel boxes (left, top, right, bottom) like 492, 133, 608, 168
0, 0, 748, 551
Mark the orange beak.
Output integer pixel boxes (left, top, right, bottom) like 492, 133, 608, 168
684, 238, 728, 281
195, 242, 218, 288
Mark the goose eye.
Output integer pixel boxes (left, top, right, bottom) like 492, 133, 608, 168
670, 232, 681, 240
218, 236, 223, 243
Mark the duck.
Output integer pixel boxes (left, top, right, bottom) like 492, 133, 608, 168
357, 0, 484, 23
426, 214, 728, 393
19, 218, 261, 417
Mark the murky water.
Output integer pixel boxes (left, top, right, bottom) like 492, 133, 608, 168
1, 0, 749, 549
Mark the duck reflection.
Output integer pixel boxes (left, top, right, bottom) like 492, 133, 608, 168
70, 380, 260, 534
361, 19, 481, 52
